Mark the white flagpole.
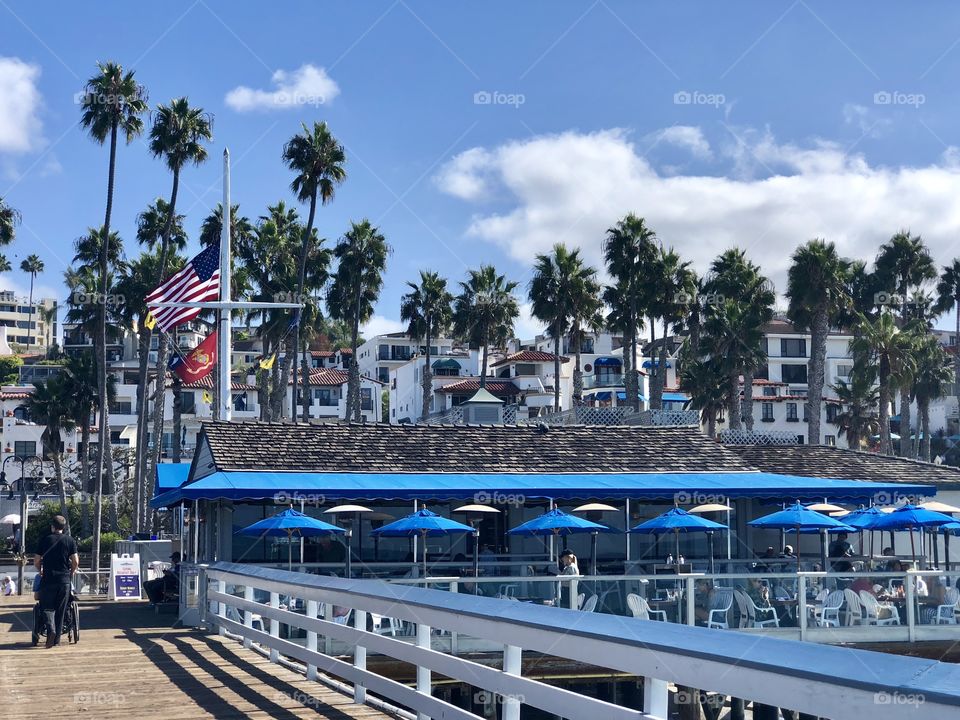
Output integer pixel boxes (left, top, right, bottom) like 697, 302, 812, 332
219, 149, 232, 422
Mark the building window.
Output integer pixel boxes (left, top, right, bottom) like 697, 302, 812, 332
786, 403, 798, 421
796, 435, 805, 444
515, 363, 536, 376
951, 336, 958, 346
181, 392, 196, 414
378, 344, 389, 360
781, 364, 807, 384
754, 364, 769, 380
836, 364, 853, 378
314, 388, 338, 406
761, 403, 774, 422
233, 393, 247, 412
826, 404, 839, 423
110, 401, 132, 415
781, 338, 807, 357
360, 388, 373, 411
824, 435, 836, 446
377, 367, 389, 384
13, 441, 36, 459
762, 386, 777, 397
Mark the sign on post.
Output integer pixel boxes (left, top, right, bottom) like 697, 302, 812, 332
109, 553, 141, 601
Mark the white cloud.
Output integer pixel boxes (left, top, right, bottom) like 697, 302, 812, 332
225, 64, 340, 112
514, 301, 545, 341
362, 314, 406, 338
649, 126, 712, 159
0, 57, 43, 153
842, 102, 890, 139
436, 127, 960, 295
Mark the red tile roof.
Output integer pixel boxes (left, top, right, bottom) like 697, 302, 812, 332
490, 350, 569, 368
181, 375, 257, 391
434, 379, 520, 396
311, 350, 335, 358
306, 369, 349, 386
0, 390, 32, 400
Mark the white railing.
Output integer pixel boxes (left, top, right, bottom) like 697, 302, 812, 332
201, 562, 960, 720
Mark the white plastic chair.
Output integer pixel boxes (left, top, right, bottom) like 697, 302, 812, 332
935, 588, 960, 625
842, 589, 864, 626
580, 595, 598, 612
858, 591, 900, 626
577, 592, 586, 610
370, 613, 404, 635
626, 593, 667, 622
707, 589, 734, 629
498, 584, 518, 599
818, 590, 845, 627
742, 592, 779, 629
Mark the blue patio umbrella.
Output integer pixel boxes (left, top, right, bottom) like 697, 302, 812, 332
749, 502, 855, 570
371, 509, 476, 578
509, 509, 617, 575
237, 508, 346, 571
630, 508, 727, 572
868, 505, 955, 565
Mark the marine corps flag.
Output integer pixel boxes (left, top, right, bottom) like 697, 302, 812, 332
169, 330, 218, 383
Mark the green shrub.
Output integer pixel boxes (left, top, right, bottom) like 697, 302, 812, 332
76, 532, 124, 555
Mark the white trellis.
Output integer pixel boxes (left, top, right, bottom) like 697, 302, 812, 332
718, 429, 798, 445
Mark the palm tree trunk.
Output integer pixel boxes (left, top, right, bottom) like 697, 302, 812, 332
955, 300, 960, 435
92, 120, 118, 574
258, 339, 271, 421
920, 399, 932, 462
53, 448, 68, 533
132, 326, 150, 533
479, 327, 490, 390
630, 325, 641, 413
728, 371, 742, 430
649, 319, 660, 410
553, 324, 561, 412
292, 192, 318, 423
743, 370, 755, 431
300, 343, 312, 423
80, 421, 91, 536
27, 274, 35, 349
350, 316, 361, 422
420, 325, 432, 421
807, 309, 828, 445
271, 337, 287, 420
707, 412, 716, 438
900, 387, 912, 458
620, 331, 632, 409
879, 365, 892, 455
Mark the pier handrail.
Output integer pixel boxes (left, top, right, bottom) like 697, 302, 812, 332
203, 561, 960, 720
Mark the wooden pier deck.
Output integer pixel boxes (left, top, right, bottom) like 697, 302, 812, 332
0, 597, 391, 719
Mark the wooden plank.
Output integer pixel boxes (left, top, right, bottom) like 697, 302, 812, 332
0, 597, 392, 720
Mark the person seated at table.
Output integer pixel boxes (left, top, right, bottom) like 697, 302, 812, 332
850, 575, 877, 597
143, 552, 181, 604
746, 577, 771, 608
559, 550, 579, 575
755, 547, 777, 572
779, 545, 796, 560
829, 532, 854, 572
919, 581, 947, 624
694, 578, 715, 625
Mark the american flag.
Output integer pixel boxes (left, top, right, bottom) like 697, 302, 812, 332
146, 244, 221, 331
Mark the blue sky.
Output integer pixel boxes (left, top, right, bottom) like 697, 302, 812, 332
5, 1, 960, 336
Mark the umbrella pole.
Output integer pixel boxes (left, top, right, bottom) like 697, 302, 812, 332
946, 533, 952, 586
473, 530, 480, 595
910, 530, 917, 567
591, 532, 598, 576
796, 527, 801, 573
933, 529, 940, 569
675, 529, 680, 567
288, 530, 293, 572
709, 532, 715, 575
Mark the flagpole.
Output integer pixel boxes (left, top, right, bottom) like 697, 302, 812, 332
219, 148, 232, 422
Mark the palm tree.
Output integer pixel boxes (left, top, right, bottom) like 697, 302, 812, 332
327, 220, 389, 421
567, 265, 603, 407
19, 255, 44, 350
702, 249, 774, 431
912, 335, 952, 462
283, 122, 347, 422
60, 352, 100, 535
0, 255, 10, 274
604, 281, 642, 408
0, 197, 19, 246
786, 239, 850, 446
294, 230, 331, 423
79, 61, 146, 572
146, 97, 212, 498
679, 357, 728, 438
603, 214, 657, 411
649, 247, 696, 410
452, 265, 520, 388
875, 231, 936, 457
831, 373, 880, 451
401, 271, 453, 421
851, 311, 915, 455
25, 376, 76, 527
935, 259, 960, 435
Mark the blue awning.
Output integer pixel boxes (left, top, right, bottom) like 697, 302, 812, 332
594, 357, 622, 367
150, 470, 934, 507
642, 359, 672, 369
663, 392, 689, 402
155, 463, 190, 495
594, 391, 612, 401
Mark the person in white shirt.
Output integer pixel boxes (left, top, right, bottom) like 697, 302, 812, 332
2, 575, 15, 595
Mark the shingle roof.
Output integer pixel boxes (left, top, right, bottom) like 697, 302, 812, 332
198, 420, 759, 474
727, 444, 960, 487
434, 379, 520, 396
491, 350, 569, 368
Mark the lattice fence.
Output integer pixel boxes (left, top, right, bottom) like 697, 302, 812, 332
718, 428, 798, 445
632, 409, 701, 427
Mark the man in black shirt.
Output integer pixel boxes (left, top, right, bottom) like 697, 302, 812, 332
34, 515, 78, 648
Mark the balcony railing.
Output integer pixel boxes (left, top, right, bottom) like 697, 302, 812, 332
582, 373, 624, 389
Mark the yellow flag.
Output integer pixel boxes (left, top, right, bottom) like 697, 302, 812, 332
202, 391, 213, 404
143, 312, 157, 330
258, 354, 276, 370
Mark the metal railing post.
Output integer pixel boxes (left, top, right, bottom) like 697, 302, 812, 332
416, 622, 432, 720
323, 602, 333, 655
503, 644, 522, 720
449, 581, 459, 655
269, 592, 280, 663
243, 585, 254, 649
798, 575, 808, 641
568, 577, 579, 609
685, 575, 696, 626
354, 609, 367, 704
905, 572, 916, 642
643, 677, 669, 720
305, 599, 318, 680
